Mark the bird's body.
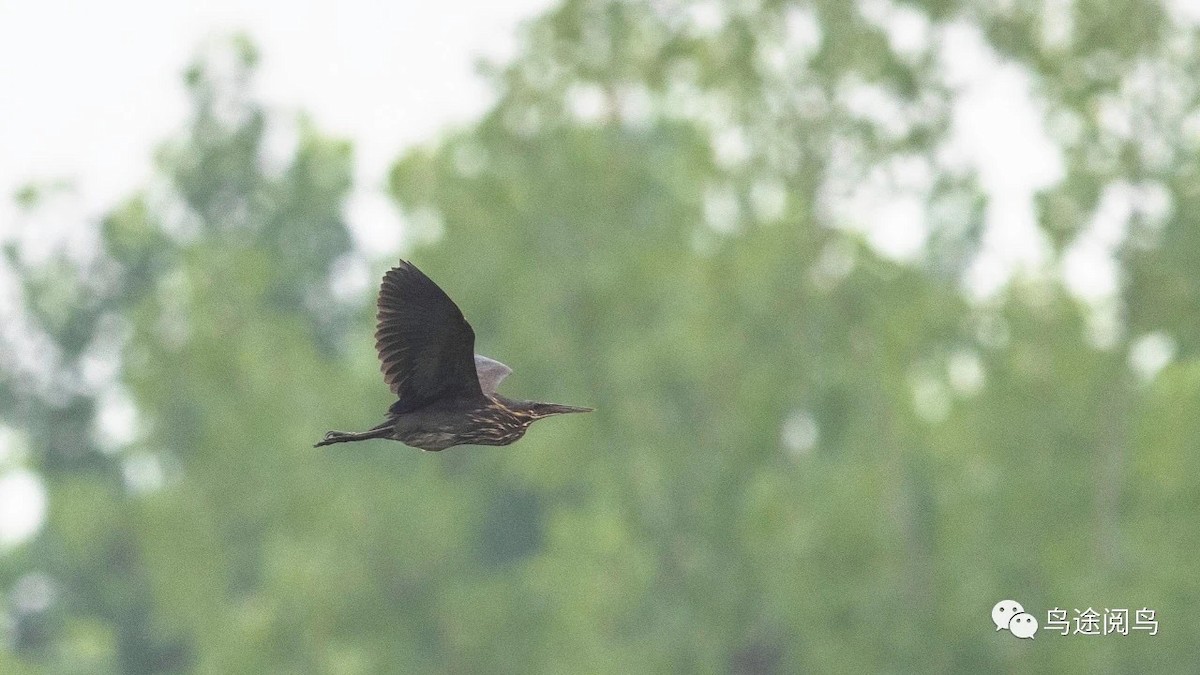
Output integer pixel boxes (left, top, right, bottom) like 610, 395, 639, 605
324, 393, 586, 451
316, 261, 591, 451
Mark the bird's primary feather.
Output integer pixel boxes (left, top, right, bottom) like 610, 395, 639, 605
375, 261, 482, 414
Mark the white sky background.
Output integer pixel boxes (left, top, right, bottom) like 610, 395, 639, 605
0, 0, 555, 253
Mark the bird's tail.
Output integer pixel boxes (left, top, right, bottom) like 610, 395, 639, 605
314, 425, 393, 448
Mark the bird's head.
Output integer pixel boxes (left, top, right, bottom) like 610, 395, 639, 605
525, 401, 594, 419
496, 395, 590, 419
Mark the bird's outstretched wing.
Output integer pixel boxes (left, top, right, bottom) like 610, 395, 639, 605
375, 261, 482, 413
474, 354, 512, 394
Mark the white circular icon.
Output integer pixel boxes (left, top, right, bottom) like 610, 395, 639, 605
991, 600, 1025, 631
1009, 612, 1038, 639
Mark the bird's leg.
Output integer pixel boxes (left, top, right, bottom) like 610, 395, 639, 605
314, 425, 392, 448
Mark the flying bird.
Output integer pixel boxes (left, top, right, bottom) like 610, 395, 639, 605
316, 260, 592, 451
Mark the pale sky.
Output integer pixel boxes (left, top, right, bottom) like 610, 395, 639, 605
0, 0, 554, 252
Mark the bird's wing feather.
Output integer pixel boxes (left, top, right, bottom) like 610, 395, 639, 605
375, 261, 482, 413
474, 354, 513, 394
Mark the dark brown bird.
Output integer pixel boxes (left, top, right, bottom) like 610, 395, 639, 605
315, 260, 592, 451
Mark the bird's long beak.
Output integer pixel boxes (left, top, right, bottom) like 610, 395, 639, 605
531, 402, 594, 418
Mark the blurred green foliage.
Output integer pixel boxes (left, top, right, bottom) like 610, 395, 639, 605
3, 0, 1199, 672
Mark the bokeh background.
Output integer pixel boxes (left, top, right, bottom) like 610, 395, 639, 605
3, 0, 1200, 672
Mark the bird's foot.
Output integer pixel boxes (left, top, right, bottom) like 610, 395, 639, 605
314, 431, 344, 448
